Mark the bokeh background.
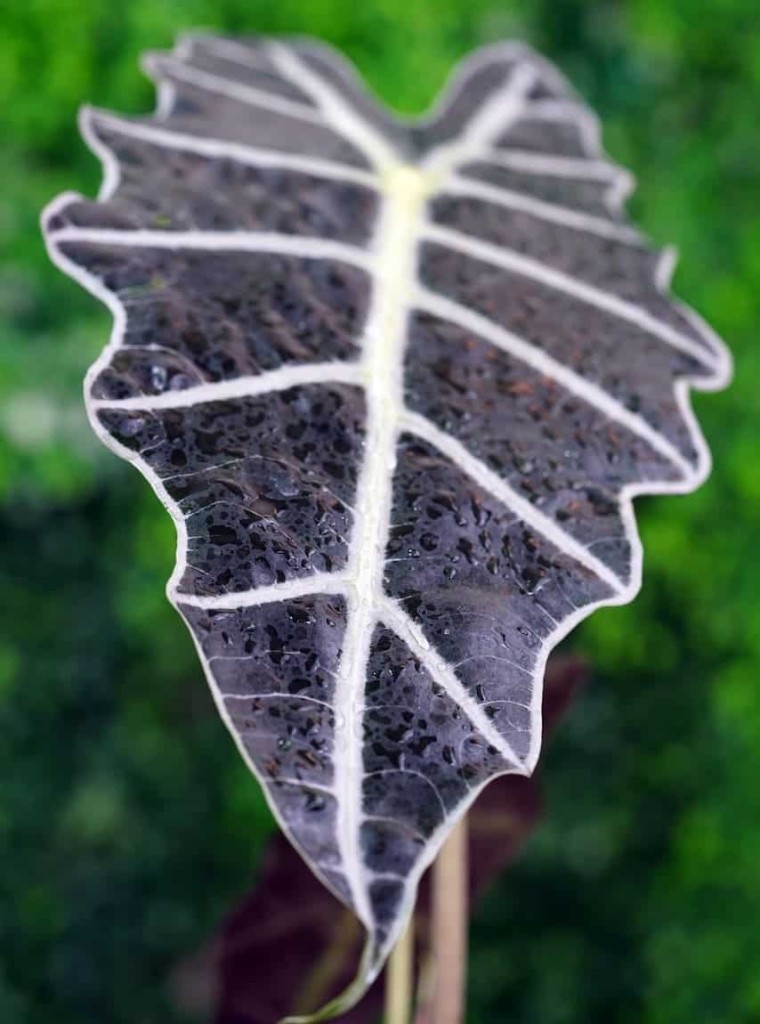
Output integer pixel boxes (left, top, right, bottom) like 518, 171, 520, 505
1, 0, 759, 1021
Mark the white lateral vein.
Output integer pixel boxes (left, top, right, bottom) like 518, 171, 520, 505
400, 410, 625, 594
365, 768, 448, 821
469, 150, 630, 182
144, 53, 327, 124
524, 99, 594, 122
85, 109, 380, 188
378, 597, 526, 770
92, 362, 363, 411
424, 222, 719, 368
269, 778, 336, 796
221, 692, 333, 710
421, 64, 537, 176
48, 225, 374, 268
413, 287, 694, 477
443, 173, 640, 242
175, 572, 346, 609
184, 35, 300, 75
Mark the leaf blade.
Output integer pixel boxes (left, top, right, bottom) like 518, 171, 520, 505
42, 33, 731, 1020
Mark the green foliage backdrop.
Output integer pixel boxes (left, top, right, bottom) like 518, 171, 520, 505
1, 1, 758, 1021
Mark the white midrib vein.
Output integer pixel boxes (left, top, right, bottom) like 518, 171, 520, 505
71, 41, 611, 930
333, 166, 428, 926
263, 44, 540, 930
258, 41, 409, 929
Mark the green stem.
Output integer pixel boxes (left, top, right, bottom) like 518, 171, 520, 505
384, 916, 415, 1024
429, 816, 468, 1024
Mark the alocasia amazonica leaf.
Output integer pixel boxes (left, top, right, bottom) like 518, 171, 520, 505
42, 34, 731, 1019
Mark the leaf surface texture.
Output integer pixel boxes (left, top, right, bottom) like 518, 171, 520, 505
43, 33, 730, 1017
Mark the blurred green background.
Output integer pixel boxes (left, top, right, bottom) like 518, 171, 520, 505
1, 0, 759, 1021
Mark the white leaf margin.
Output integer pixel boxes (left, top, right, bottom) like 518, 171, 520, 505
41, 35, 733, 1021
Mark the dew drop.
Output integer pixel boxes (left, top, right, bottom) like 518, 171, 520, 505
304, 791, 326, 812
150, 364, 168, 391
